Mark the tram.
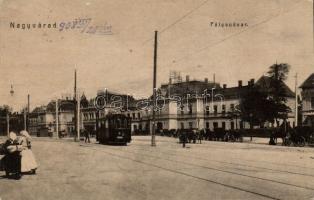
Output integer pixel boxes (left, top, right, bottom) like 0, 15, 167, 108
97, 114, 131, 145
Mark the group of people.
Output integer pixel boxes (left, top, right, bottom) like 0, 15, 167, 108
179, 129, 204, 148
0, 130, 38, 179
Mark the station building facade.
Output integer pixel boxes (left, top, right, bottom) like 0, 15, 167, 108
125, 75, 296, 134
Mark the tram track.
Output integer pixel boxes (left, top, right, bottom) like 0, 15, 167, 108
80, 143, 314, 200
97, 147, 281, 200
116, 144, 314, 178
189, 141, 314, 170
100, 145, 314, 191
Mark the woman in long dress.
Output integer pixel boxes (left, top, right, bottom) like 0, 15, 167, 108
1, 132, 23, 179
19, 130, 38, 174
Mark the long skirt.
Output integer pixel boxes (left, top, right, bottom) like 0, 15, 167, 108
2, 152, 21, 174
21, 149, 38, 173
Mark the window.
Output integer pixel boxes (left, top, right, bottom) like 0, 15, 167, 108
240, 121, 244, 129
214, 105, 218, 115
132, 113, 136, 119
180, 105, 184, 115
311, 97, 314, 109
133, 124, 138, 130
213, 122, 218, 129
222, 122, 226, 130
230, 104, 235, 112
206, 122, 209, 129
189, 122, 193, 129
137, 113, 141, 119
188, 104, 192, 115
205, 106, 210, 115
231, 122, 234, 130
222, 105, 226, 114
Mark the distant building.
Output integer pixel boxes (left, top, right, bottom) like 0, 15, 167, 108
300, 73, 314, 128
81, 90, 135, 133
125, 75, 296, 134
28, 99, 75, 137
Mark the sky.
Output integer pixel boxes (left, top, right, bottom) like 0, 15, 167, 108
0, 0, 313, 111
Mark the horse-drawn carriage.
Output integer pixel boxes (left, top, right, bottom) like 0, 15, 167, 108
271, 126, 314, 147
202, 128, 243, 142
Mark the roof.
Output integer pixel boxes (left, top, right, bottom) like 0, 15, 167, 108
300, 73, 314, 89
255, 76, 295, 98
31, 106, 47, 113
160, 80, 221, 97
46, 99, 75, 112
214, 86, 249, 100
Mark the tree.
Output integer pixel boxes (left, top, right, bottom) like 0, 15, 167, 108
238, 63, 292, 129
238, 85, 274, 128
0, 105, 11, 116
267, 63, 291, 125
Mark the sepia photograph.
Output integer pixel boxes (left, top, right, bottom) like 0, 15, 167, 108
0, 0, 313, 199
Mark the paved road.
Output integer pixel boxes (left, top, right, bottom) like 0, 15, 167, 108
1, 136, 314, 200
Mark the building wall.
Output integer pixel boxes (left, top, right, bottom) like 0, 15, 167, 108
128, 94, 296, 132
301, 88, 314, 127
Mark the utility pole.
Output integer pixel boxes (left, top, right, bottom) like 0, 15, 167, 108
74, 69, 77, 140
24, 107, 27, 130
295, 73, 298, 127
75, 69, 80, 141
27, 94, 30, 131
6, 113, 9, 136
55, 98, 59, 138
7, 84, 14, 136
77, 90, 80, 141
151, 31, 158, 147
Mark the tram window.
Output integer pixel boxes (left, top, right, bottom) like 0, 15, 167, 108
116, 119, 121, 128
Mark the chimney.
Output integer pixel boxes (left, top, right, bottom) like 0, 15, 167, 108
238, 80, 242, 87
186, 75, 190, 82
223, 84, 227, 89
204, 78, 208, 83
251, 78, 255, 85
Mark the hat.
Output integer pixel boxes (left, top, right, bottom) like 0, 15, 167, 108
20, 130, 31, 138
9, 132, 17, 141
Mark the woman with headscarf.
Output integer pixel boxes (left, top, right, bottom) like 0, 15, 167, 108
19, 130, 38, 174
1, 132, 23, 179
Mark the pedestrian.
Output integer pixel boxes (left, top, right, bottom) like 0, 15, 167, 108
1, 132, 23, 179
19, 130, 38, 174
192, 129, 197, 143
198, 129, 204, 144
84, 130, 90, 143
182, 131, 186, 148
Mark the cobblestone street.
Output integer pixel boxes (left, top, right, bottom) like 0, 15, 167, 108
1, 136, 314, 200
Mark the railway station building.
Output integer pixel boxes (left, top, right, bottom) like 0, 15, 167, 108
126, 75, 296, 134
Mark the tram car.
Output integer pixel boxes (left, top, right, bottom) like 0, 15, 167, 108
97, 114, 131, 145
